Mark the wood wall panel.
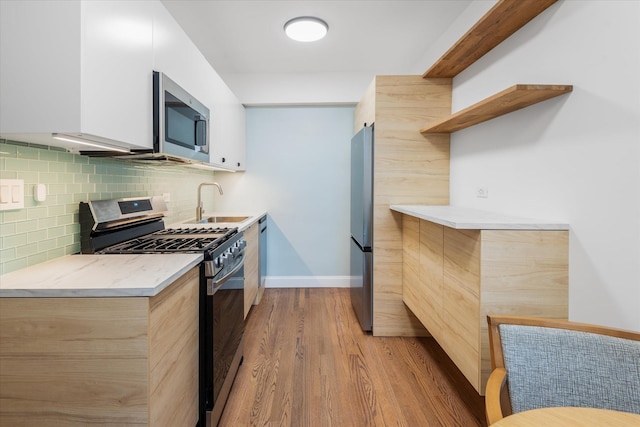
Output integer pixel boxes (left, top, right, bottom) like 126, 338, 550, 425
354, 78, 376, 132
373, 260, 427, 337
244, 222, 260, 317
478, 230, 569, 390
401, 216, 424, 336
149, 267, 199, 427
443, 229, 481, 387
356, 75, 451, 336
418, 220, 445, 336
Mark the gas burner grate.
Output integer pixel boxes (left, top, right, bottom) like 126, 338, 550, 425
155, 227, 233, 236
100, 236, 220, 254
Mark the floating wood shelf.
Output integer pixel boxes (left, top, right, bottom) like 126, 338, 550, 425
423, 0, 557, 78
420, 84, 573, 134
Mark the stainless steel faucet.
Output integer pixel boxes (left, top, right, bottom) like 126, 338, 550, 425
196, 182, 223, 221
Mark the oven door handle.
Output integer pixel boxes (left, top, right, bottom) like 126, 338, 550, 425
207, 256, 244, 296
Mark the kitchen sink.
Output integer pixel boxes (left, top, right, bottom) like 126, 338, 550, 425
199, 216, 250, 224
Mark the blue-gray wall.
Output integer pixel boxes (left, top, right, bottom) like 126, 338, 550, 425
215, 106, 355, 282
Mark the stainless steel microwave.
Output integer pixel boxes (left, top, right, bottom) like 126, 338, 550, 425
153, 71, 210, 163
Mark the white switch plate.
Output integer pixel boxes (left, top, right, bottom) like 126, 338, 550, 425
162, 193, 171, 202
0, 179, 24, 210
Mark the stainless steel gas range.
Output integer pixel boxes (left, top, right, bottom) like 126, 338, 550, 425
80, 196, 245, 427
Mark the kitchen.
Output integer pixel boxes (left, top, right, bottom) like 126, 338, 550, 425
1, 0, 639, 426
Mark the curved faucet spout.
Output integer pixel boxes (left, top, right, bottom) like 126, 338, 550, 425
196, 182, 224, 221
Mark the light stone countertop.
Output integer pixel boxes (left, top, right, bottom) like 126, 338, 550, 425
0, 211, 268, 298
0, 253, 203, 298
390, 205, 569, 230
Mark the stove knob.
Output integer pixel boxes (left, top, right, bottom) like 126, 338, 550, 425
231, 246, 240, 257
237, 239, 247, 250
215, 255, 225, 268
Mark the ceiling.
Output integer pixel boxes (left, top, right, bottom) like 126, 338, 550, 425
160, 0, 473, 103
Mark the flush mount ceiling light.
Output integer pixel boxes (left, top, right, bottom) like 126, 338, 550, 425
284, 16, 328, 42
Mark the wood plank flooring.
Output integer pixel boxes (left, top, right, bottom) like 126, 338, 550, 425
220, 288, 486, 426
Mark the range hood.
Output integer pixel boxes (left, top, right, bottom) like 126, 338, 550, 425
81, 149, 233, 171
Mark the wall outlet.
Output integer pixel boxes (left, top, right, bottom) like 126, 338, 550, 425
476, 186, 489, 198
162, 193, 171, 202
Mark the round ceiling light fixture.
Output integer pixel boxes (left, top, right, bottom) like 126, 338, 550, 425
284, 16, 328, 42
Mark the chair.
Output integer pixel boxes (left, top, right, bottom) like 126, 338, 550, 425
485, 315, 640, 425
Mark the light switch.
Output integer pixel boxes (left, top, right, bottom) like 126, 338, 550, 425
0, 179, 24, 210
0, 185, 10, 204
12, 184, 22, 202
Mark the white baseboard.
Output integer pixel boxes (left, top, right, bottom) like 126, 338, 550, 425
265, 276, 351, 288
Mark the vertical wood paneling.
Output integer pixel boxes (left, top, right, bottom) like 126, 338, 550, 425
443, 228, 481, 388
149, 267, 199, 427
479, 230, 569, 391
354, 78, 376, 132
400, 219, 569, 394
244, 222, 259, 317
357, 75, 451, 336
418, 220, 445, 336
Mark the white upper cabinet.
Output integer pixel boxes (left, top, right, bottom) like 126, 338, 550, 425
0, 0, 154, 152
209, 86, 247, 171
0, 0, 245, 170
152, 3, 246, 171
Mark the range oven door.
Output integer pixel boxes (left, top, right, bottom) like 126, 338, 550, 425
200, 238, 245, 427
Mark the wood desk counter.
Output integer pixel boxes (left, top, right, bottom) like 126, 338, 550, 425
490, 407, 640, 426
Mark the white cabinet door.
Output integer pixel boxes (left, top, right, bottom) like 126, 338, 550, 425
152, 3, 246, 171
0, 0, 153, 151
209, 87, 246, 171
0, 0, 244, 162
228, 101, 247, 171
0, 1, 81, 136
80, 1, 153, 149
151, 1, 211, 102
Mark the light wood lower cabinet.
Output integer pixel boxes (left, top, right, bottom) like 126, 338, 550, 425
402, 216, 568, 394
0, 267, 200, 427
244, 222, 259, 318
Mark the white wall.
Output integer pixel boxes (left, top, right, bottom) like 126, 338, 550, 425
413, 1, 639, 331
214, 106, 355, 286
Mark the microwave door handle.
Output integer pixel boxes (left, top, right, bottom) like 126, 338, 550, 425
194, 116, 207, 147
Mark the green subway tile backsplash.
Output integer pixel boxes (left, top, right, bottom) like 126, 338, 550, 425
0, 139, 220, 275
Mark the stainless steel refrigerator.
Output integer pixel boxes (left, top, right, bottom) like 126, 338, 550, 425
350, 124, 373, 332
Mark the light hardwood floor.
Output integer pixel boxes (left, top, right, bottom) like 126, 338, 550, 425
220, 288, 486, 426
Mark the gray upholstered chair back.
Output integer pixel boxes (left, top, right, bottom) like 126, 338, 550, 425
498, 324, 640, 415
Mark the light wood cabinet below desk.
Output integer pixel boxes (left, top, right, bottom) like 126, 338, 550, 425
402, 216, 568, 394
